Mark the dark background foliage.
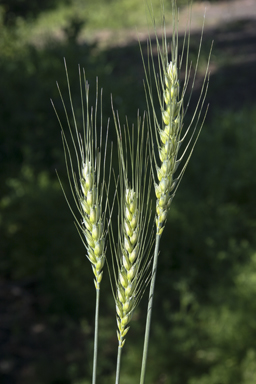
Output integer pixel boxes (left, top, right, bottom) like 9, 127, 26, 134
1, 0, 71, 26
1, 0, 256, 383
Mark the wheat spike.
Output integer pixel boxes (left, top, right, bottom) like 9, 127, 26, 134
80, 159, 105, 289
155, 60, 180, 235
52, 61, 111, 290
116, 187, 140, 347
140, 1, 211, 236
110, 106, 153, 350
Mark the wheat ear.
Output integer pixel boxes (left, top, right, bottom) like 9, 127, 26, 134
116, 187, 140, 347
139, 1, 212, 383
110, 105, 153, 384
155, 60, 180, 235
51, 60, 111, 384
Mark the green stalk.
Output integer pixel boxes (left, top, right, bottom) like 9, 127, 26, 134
140, 233, 161, 384
92, 287, 100, 384
115, 345, 123, 384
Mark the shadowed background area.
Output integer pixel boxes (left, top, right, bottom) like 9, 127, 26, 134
1, 0, 256, 383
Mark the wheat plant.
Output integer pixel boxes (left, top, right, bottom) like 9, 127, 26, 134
110, 107, 153, 384
140, 2, 212, 382
52, 61, 111, 384
53, 1, 211, 382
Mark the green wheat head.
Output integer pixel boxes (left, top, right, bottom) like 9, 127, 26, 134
141, 1, 211, 235
110, 108, 153, 348
51, 60, 111, 290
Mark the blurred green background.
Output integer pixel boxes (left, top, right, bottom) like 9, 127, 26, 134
1, 0, 256, 383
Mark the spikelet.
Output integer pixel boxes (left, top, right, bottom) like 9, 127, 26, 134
111, 107, 153, 348
52, 60, 110, 290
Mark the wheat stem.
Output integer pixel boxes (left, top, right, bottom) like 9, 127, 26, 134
140, 233, 161, 384
92, 288, 100, 384
115, 345, 123, 384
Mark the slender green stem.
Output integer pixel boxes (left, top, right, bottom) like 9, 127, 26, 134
140, 233, 161, 384
115, 345, 123, 384
92, 288, 100, 384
